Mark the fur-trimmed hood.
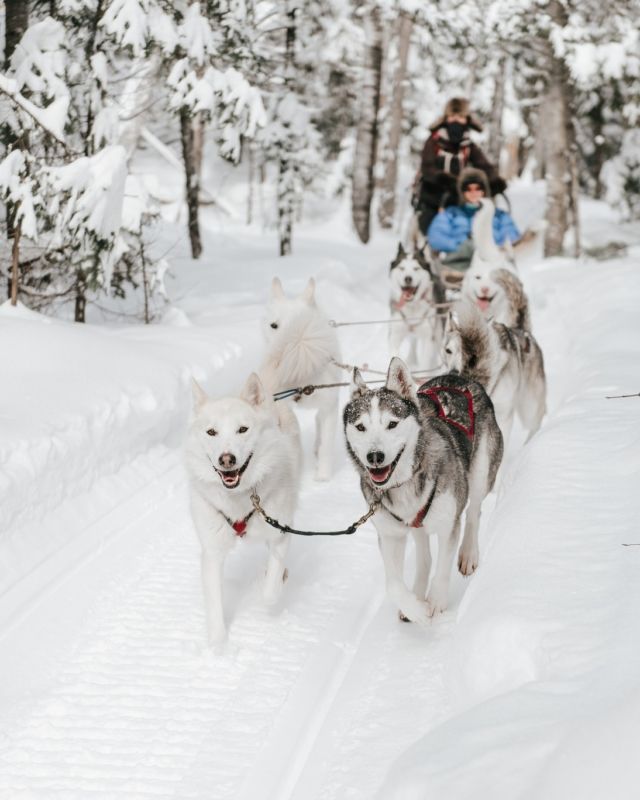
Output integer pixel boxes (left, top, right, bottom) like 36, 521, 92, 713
430, 97, 483, 133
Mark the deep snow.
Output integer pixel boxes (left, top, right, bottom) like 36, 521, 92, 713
1, 184, 640, 799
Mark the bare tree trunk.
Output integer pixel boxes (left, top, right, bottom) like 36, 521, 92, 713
352, 7, 383, 244
193, 110, 205, 187
4, 0, 29, 70
568, 144, 581, 257
487, 54, 507, 166
378, 14, 412, 229
180, 107, 202, 259
278, 6, 296, 256
246, 141, 254, 225
75, 274, 86, 323
278, 156, 294, 256
543, 78, 570, 256
10, 218, 20, 306
4, 1, 29, 299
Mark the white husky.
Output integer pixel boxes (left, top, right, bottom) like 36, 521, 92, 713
261, 277, 341, 481
461, 199, 531, 330
185, 374, 301, 645
388, 244, 446, 371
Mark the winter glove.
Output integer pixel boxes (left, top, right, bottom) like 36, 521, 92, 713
489, 176, 508, 196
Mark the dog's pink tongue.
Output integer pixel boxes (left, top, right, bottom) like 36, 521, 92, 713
222, 471, 240, 487
370, 466, 391, 484
477, 297, 491, 312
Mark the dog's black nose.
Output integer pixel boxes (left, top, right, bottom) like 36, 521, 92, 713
218, 452, 236, 468
404, 276, 413, 285
367, 450, 385, 466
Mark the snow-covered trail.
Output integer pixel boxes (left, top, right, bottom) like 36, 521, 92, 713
4, 201, 638, 798
0, 438, 471, 799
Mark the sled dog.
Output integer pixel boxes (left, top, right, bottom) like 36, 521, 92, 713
261, 277, 341, 481
185, 374, 301, 645
443, 302, 546, 447
461, 199, 531, 330
343, 358, 503, 623
388, 244, 446, 371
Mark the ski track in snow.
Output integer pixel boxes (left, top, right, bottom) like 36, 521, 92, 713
0, 451, 460, 800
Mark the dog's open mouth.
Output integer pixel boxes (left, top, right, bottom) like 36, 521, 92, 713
401, 286, 418, 301
475, 293, 495, 312
367, 447, 404, 486
215, 453, 252, 489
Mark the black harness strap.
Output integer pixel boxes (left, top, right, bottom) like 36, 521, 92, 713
379, 480, 438, 529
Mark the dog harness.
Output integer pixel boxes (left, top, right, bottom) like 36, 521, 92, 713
221, 509, 255, 537
418, 385, 475, 440
379, 480, 438, 529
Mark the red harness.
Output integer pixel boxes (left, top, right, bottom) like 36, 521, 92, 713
222, 509, 255, 537
418, 385, 475, 441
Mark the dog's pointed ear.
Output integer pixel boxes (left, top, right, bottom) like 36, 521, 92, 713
241, 372, 269, 408
386, 357, 417, 401
350, 367, 368, 399
301, 277, 316, 306
271, 277, 285, 300
445, 310, 458, 333
397, 242, 406, 258
191, 378, 208, 410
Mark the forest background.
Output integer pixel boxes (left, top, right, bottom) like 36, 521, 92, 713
0, 0, 638, 323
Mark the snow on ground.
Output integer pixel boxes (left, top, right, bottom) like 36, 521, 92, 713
1, 190, 640, 799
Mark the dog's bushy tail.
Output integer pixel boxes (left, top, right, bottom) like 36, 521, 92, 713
260, 307, 340, 392
472, 199, 503, 263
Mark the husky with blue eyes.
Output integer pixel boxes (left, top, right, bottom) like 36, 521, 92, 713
185, 373, 301, 647
343, 357, 503, 623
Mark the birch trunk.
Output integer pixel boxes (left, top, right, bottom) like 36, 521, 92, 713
378, 14, 412, 230
180, 107, 202, 259
352, 7, 383, 243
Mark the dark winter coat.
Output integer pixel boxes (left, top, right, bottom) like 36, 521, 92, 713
427, 204, 521, 252
417, 126, 506, 212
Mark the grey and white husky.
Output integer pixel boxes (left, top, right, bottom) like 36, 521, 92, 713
443, 302, 546, 447
185, 374, 301, 645
388, 244, 446, 371
343, 358, 503, 623
261, 277, 341, 481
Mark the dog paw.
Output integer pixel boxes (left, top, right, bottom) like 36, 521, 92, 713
425, 593, 448, 617
314, 468, 331, 482
458, 548, 479, 576
397, 598, 432, 626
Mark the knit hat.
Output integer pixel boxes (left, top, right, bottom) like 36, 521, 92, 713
457, 167, 490, 202
430, 97, 483, 132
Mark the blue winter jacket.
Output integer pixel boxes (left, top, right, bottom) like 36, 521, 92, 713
427, 204, 521, 252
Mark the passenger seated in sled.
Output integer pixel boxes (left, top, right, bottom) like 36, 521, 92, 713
427, 167, 521, 273
412, 96, 506, 236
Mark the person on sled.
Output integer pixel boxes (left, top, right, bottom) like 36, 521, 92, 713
427, 167, 521, 272
413, 96, 507, 236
